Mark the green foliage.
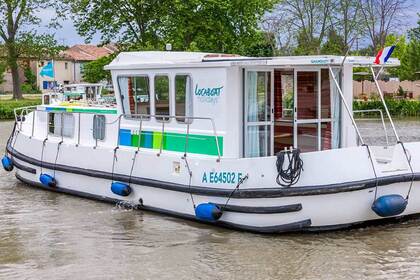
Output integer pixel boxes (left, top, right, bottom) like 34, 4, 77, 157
242, 32, 276, 57
0, 98, 42, 119
20, 66, 41, 94
321, 30, 346, 55
67, 0, 276, 55
383, 32, 420, 81
0, 61, 6, 85
409, 13, 420, 41
353, 99, 420, 117
82, 55, 115, 83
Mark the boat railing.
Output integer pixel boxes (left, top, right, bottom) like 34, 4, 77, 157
353, 109, 389, 146
118, 114, 222, 162
13, 107, 222, 161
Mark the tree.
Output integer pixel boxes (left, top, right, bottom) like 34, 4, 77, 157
0, 1, 63, 99
321, 29, 346, 55
409, 13, 420, 40
67, 0, 276, 55
268, 0, 334, 55
0, 60, 6, 85
360, 0, 411, 52
82, 55, 115, 83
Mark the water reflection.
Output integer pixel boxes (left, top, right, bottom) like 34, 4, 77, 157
1, 119, 420, 279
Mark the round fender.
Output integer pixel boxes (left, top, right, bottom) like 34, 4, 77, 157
372, 194, 407, 217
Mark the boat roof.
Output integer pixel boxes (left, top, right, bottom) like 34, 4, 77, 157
105, 51, 400, 70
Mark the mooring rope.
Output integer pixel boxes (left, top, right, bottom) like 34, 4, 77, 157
183, 156, 196, 209
53, 141, 63, 178
222, 173, 249, 210
128, 150, 138, 187
40, 138, 48, 175
398, 141, 415, 200
111, 147, 119, 183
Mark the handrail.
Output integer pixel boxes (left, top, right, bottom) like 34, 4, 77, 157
13, 107, 222, 161
119, 113, 222, 161
353, 109, 389, 146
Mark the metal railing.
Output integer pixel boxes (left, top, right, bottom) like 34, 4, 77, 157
353, 109, 389, 146
13, 107, 222, 161
117, 114, 222, 162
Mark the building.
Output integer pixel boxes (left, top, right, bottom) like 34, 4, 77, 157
37, 44, 117, 91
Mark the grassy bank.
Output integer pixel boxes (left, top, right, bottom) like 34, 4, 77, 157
353, 99, 420, 117
0, 98, 42, 120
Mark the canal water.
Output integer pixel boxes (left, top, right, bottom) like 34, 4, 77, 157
1, 119, 420, 279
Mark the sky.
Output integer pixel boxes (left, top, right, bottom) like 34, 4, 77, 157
37, 1, 420, 47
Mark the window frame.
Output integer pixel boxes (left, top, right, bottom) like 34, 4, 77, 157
153, 74, 171, 123
174, 73, 193, 124
48, 112, 75, 138
117, 75, 151, 119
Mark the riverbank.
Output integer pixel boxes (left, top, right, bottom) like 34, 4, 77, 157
354, 99, 420, 117
0, 97, 41, 120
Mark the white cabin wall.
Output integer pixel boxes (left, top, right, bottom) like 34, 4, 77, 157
110, 66, 244, 158
341, 64, 357, 148
224, 67, 243, 158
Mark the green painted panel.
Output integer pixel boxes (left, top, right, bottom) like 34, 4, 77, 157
153, 131, 163, 149
122, 129, 223, 156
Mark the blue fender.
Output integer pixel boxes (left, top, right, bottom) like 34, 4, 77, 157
39, 173, 57, 187
372, 194, 407, 217
195, 203, 223, 221
111, 182, 132, 196
2, 155, 13, 172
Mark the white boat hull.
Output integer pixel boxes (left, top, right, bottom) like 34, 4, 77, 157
7, 131, 420, 233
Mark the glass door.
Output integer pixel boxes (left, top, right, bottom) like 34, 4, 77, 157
244, 70, 274, 157
294, 69, 332, 152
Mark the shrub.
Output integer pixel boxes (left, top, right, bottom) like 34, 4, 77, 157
0, 98, 42, 119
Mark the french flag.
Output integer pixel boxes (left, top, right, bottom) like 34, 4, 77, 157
374, 46, 395, 64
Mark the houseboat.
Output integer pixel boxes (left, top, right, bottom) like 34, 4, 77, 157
3, 52, 419, 233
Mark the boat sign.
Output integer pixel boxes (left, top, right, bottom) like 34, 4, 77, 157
202, 171, 243, 184
195, 84, 223, 105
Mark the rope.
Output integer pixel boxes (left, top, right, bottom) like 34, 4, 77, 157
222, 174, 249, 209
40, 138, 48, 174
128, 150, 138, 187
53, 141, 63, 178
399, 141, 415, 199
111, 147, 119, 183
183, 156, 195, 209
276, 149, 303, 187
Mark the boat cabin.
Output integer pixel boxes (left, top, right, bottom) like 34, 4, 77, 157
102, 52, 398, 159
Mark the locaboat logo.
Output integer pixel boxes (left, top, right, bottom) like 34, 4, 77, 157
195, 84, 223, 105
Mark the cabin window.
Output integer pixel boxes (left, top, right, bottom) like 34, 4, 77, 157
93, 115, 106, 140
48, 113, 74, 138
118, 76, 151, 118
154, 75, 170, 121
175, 75, 192, 123
245, 71, 272, 157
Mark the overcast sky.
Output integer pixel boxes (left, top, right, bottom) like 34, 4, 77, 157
37, 2, 420, 46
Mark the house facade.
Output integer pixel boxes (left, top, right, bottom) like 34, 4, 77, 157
37, 44, 117, 91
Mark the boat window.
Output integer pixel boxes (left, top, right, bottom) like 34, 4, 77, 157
154, 75, 170, 121
175, 75, 192, 123
48, 113, 74, 138
93, 115, 106, 140
245, 71, 272, 157
117, 76, 151, 118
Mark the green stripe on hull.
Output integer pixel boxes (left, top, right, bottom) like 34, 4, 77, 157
45, 106, 118, 114
123, 130, 223, 156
